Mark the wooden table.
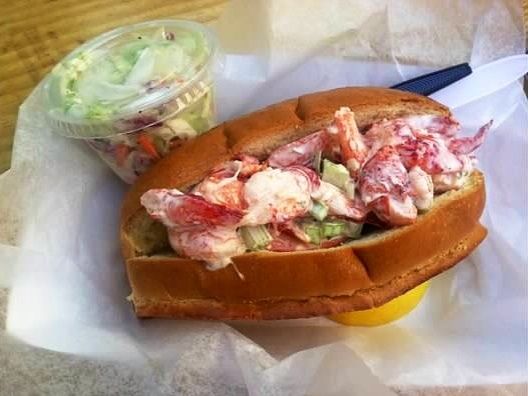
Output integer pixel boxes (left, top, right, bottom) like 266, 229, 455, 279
0, 0, 228, 173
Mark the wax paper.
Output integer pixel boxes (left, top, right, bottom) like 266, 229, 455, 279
0, 0, 526, 394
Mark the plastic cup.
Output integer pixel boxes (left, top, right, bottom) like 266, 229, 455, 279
42, 20, 220, 183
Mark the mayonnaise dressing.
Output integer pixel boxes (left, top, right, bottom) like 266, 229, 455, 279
311, 181, 362, 219
408, 166, 434, 210
242, 168, 313, 225
169, 226, 246, 270
140, 188, 185, 228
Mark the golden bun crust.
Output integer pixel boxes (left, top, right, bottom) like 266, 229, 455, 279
119, 87, 486, 320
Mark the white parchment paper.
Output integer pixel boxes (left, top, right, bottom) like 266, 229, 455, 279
0, 0, 526, 394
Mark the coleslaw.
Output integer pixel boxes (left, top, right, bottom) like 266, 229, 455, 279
42, 20, 220, 183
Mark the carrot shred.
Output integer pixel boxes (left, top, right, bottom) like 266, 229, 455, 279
115, 144, 131, 167
136, 133, 161, 160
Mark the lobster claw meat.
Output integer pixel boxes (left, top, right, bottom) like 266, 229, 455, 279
359, 146, 417, 226
141, 189, 244, 229
268, 132, 327, 169
449, 120, 492, 155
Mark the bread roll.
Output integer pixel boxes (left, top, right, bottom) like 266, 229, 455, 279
120, 87, 487, 319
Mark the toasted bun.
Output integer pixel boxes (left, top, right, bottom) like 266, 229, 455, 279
120, 87, 487, 320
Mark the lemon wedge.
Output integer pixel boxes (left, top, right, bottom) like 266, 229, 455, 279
329, 281, 430, 327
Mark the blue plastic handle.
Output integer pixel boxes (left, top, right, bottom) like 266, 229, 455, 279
390, 63, 472, 96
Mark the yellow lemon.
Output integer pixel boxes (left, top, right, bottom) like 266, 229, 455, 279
328, 281, 430, 327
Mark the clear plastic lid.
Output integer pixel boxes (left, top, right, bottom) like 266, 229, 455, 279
42, 20, 219, 138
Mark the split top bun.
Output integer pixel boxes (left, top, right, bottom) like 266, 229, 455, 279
120, 87, 487, 320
